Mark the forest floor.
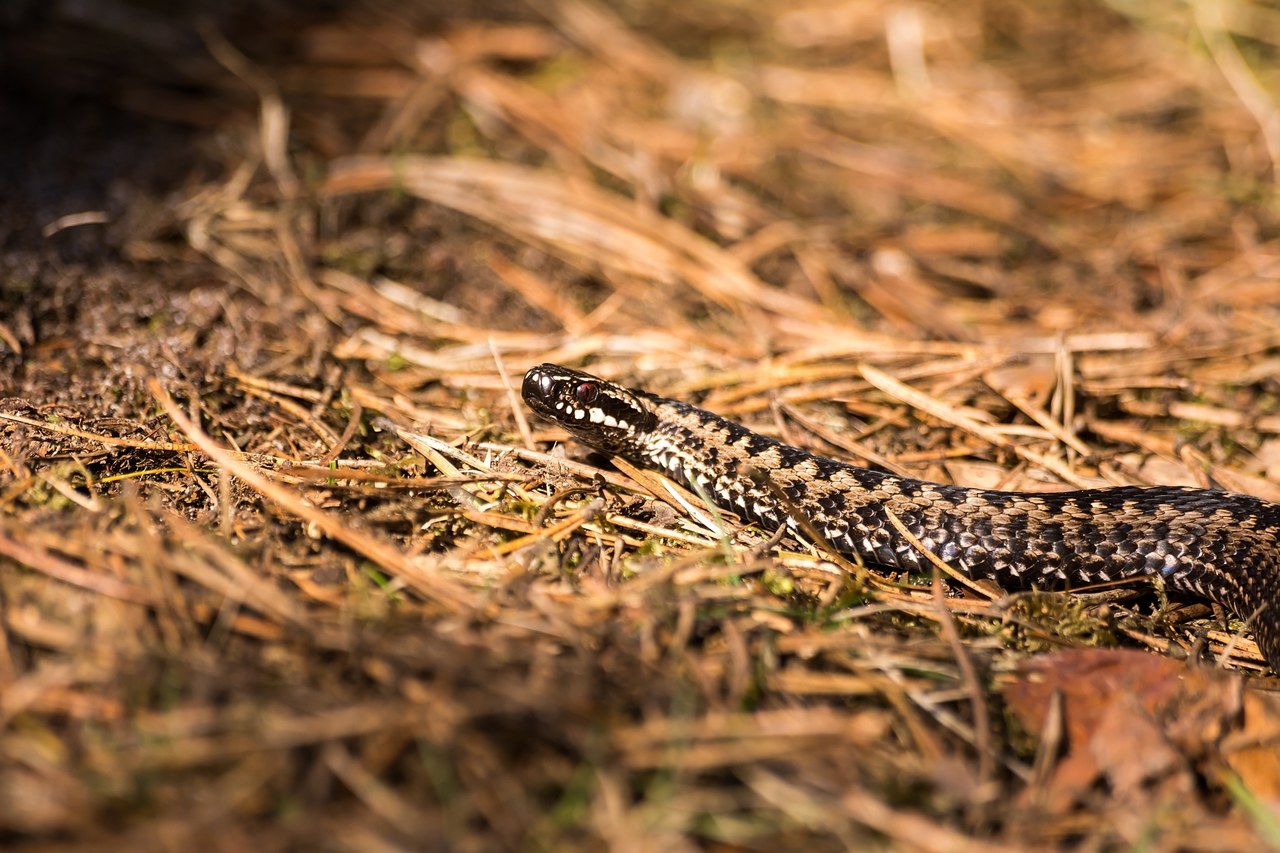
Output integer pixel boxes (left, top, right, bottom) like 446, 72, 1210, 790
3, 1, 1280, 849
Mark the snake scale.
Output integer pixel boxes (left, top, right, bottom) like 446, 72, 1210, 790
522, 363, 1280, 671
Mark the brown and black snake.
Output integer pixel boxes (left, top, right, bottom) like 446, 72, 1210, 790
522, 363, 1280, 671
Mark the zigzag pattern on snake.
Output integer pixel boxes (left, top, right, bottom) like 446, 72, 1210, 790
521, 363, 1280, 671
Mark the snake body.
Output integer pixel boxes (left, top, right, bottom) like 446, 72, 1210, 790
522, 363, 1280, 670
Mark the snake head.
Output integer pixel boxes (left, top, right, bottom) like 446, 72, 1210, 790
522, 363, 656, 453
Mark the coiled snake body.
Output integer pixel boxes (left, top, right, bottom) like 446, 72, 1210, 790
522, 363, 1280, 670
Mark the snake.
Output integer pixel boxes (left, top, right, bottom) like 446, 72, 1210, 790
521, 363, 1280, 671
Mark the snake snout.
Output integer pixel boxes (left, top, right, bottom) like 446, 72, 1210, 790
522, 366, 556, 402
536, 371, 554, 397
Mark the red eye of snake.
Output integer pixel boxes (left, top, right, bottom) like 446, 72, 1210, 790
574, 382, 598, 404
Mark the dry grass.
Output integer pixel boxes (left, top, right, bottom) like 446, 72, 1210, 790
4, 0, 1280, 849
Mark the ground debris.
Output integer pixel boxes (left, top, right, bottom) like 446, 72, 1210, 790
3, 0, 1280, 848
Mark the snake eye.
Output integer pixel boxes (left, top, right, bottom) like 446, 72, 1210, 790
574, 382, 599, 405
